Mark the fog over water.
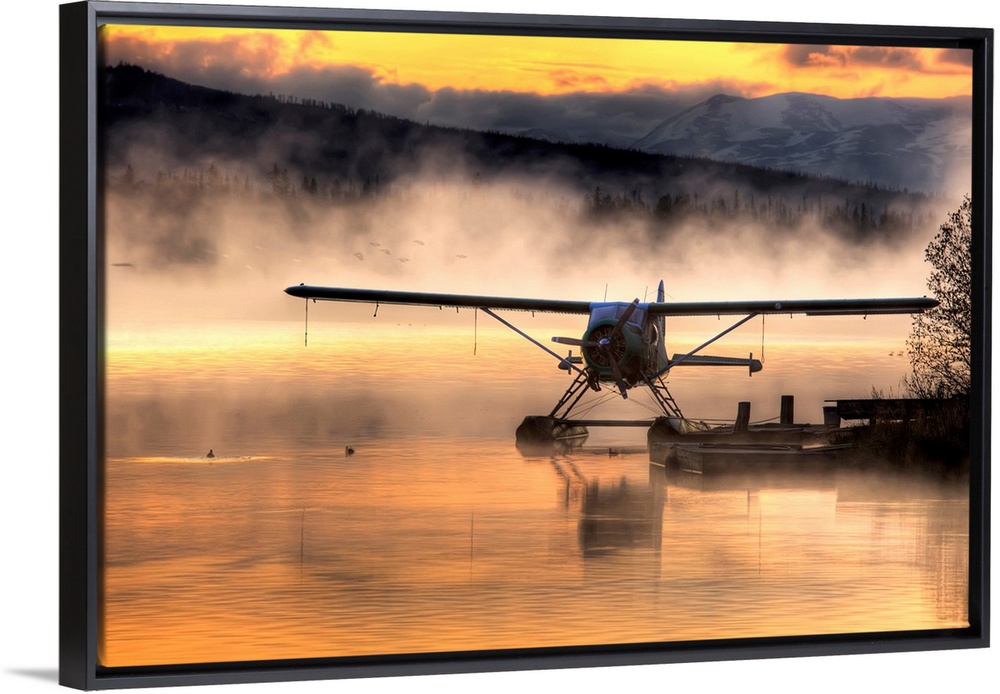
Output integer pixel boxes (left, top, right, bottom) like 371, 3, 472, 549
103, 149, 944, 434
104, 173, 943, 322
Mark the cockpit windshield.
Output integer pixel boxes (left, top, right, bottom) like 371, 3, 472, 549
588, 302, 645, 328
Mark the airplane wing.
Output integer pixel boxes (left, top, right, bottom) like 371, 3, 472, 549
644, 297, 938, 316
287, 285, 937, 317
285, 284, 592, 314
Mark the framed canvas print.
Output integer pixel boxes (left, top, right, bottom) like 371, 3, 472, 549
59, 0, 991, 689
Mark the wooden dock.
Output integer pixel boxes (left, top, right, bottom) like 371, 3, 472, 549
662, 441, 852, 474
646, 395, 852, 471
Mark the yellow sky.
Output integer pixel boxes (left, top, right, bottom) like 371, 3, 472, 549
101, 24, 971, 99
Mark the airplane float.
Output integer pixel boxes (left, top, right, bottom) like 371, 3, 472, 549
285, 281, 936, 447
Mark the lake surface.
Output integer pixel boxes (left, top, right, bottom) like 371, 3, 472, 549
99, 324, 969, 667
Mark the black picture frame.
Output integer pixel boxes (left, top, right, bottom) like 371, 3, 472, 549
59, 1, 991, 689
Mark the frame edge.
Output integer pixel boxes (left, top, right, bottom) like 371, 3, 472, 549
60, 1, 100, 690
61, 2, 993, 689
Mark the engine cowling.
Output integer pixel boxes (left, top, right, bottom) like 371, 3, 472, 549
581, 318, 645, 384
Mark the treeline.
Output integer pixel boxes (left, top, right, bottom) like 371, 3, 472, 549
587, 184, 929, 238
114, 162, 397, 203
110, 160, 932, 241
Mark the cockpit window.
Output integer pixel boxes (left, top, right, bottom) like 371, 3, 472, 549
588, 302, 645, 328
590, 304, 618, 322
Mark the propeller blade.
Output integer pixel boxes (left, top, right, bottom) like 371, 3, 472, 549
613, 298, 640, 333
609, 358, 629, 399
552, 336, 597, 347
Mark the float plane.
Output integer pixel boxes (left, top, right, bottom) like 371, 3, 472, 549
285, 282, 936, 445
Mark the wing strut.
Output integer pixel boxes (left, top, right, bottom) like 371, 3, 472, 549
480, 308, 586, 376
761, 314, 765, 363
660, 312, 760, 376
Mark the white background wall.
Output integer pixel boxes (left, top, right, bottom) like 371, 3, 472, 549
2, 1, 994, 693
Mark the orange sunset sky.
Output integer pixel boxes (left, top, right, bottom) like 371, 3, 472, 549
101, 24, 972, 102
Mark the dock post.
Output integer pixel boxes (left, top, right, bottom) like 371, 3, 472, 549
780, 395, 794, 425
735, 401, 751, 433
823, 406, 841, 428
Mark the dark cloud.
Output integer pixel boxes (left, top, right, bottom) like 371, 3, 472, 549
937, 48, 974, 68
106, 34, 286, 87
784, 45, 843, 68
784, 44, 928, 72
105, 33, 433, 117
850, 46, 924, 70
397, 81, 749, 147
261, 65, 435, 118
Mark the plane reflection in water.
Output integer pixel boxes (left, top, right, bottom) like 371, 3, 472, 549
541, 450, 667, 558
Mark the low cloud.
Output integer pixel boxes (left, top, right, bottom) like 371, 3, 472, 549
937, 48, 975, 68
783, 44, 953, 74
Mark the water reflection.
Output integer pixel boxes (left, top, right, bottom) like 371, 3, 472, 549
100, 334, 970, 667
578, 474, 665, 557
102, 437, 969, 668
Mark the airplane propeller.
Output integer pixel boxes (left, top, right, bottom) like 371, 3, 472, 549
613, 298, 640, 333
552, 298, 640, 399
551, 336, 596, 347
607, 352, 629, 399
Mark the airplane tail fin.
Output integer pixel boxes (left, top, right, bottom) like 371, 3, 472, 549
656, 280, 669, 372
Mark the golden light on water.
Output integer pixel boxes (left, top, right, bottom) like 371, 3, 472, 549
100, 441, 968, 666
98, 312, 968, 667
104, 319, 914, 418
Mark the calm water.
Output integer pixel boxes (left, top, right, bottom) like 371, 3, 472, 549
100, 327, 969, 667
101, 435, 969, 667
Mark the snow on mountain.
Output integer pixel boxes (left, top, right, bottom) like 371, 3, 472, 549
632, 92, 971, 194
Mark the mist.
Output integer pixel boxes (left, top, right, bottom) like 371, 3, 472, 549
100, 60, 962, 435
104, 153, 948, 329
100, 59, 964, 331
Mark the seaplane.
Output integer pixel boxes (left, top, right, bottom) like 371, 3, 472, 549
284, 281, 936, 447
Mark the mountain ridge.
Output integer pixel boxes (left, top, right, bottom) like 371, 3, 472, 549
630, 91, 970, 194
104, 64, 942, 198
